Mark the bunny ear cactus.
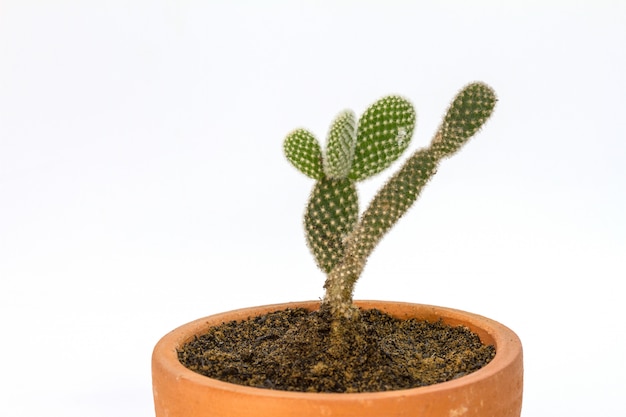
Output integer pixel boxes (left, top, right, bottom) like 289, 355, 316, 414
284, 82, 497, 339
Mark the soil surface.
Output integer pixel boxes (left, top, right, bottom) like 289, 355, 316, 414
178, 307, 495, 393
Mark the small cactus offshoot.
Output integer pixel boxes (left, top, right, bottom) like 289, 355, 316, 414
284, 82, 497, 327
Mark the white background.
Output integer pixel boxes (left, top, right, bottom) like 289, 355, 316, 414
1, 1, 625, 416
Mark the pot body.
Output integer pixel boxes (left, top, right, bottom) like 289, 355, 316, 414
152, 300, 523, 417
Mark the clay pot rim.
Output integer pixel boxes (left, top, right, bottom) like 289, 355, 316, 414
153, 299, 522, 400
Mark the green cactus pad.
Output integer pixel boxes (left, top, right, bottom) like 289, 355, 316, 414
352, 149, 438, 259
304, 177, 359, 273
432, 82, 497, 158
348, 96, 416, 182
284, 129, 324, 180
323, 110, 357, 179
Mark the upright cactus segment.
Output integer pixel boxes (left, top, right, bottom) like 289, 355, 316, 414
284, 82, 497, 324
431, 82, 497, 158
284, 129, 324, 180
323, 110, 357, 179
304, 178, 358, 273
349, 95, 416, 181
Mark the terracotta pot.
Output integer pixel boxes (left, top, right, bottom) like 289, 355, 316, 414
152, 300, 523, 417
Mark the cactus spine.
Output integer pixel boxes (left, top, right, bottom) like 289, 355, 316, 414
284, 82, 497, 327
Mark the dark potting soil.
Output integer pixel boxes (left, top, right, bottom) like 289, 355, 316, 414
178, 307, 495, 393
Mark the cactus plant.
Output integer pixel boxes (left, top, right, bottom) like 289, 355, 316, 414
284, 82, 497, 341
